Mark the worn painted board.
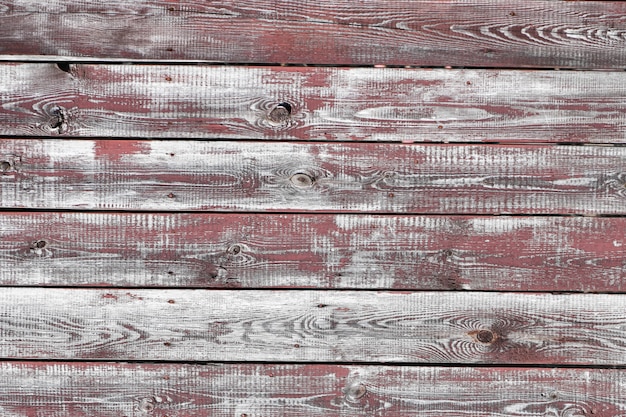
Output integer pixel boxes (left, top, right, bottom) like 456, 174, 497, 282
1, 1, 626, 68
3, 289, 626, 364
0, 362, 624, 416
3, 212, 626, 292
1, 139, 626, 214
2, 64, 626, 142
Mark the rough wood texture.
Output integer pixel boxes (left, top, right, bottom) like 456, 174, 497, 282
2, 63, 626, 142
2, 139, 626, 214
0, 362, 624, 416
3, 289, 626, 365
1, 1, 626, 68
3, 212, 626, 292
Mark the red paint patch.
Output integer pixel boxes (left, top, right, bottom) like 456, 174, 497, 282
102, 293, 118, 300
94, 140, 150, 162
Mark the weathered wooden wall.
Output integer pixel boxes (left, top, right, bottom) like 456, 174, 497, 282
1, 0, 626, 416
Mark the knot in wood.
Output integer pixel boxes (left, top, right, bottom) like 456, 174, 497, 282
228, 244, 242, 255
268, 102, 292, 125
139, 397, 156, 413
290, 173, 314, 188
47, 106, 67, 134
34, 240, 47, 249
0, 161, 11, 172
476, 329, 495, 344
29, 239, 50, 258
56, 62, 71, 73
344, 382, 367, 401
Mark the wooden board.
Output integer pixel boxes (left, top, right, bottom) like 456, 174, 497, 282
2, 63, 626, 142
2, 139, 626, 214
1, 1, 626, 68
3, 212, 626, 292
0, 362, 624, 416
3, 288, 626, 365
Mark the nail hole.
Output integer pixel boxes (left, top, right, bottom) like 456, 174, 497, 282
0, 161, 11, 172
163, 342, 172, 347
476, 329, 494, 343
56, 62, 71, 73
167, 299, 175, 304
294, 343, 300, 348
268, 102, 292, 124
317, 303, 327, 308
165, 76, 172, 81
167, 193, 175, 198
290, 173, 314, 188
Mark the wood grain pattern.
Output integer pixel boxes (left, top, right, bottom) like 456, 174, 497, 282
3, 212, 626, 292
3, 289, 626, 365
0, 362, 624, 416
1, 1, 625, 68
2, 139, 626, 214
2, 63, 626, 142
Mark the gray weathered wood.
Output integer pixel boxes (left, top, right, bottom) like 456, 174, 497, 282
2, 64, 626, 142
0, 362, 624, 416
1, 139, 626, 214
3, 212, 626, 292
1, 1, 625, 68
3, 289, 626, 364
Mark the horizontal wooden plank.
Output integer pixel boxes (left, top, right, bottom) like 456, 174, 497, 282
2, 64, 626, 142
1, 1, 626, 68
1, 139, 626, 214
0, 362, 624, 416
3, 212, 626, 292
4, 289, 626, 364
